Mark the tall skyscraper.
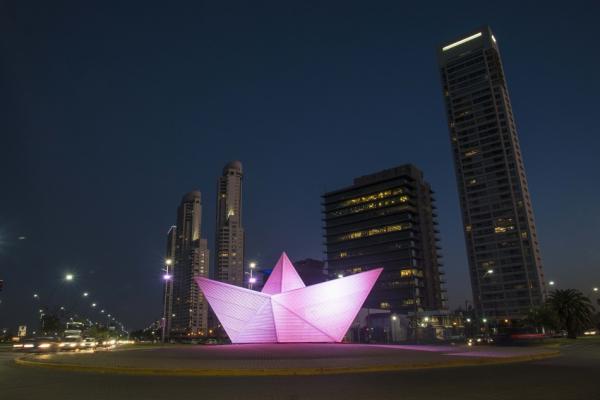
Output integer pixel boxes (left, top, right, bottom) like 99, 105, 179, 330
215, 161, 245, 286
169, 191, 210, 338
323, 164, 446, 314
438, 26, 546, 320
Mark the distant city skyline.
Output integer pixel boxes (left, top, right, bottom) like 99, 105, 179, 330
2, 2, 599, 330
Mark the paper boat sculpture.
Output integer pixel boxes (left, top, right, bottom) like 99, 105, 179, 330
196, 252, 382, 343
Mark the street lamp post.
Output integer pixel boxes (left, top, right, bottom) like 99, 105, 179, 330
162, 259, 173, 343
249, 262, 256, 290
479, 269, 494, 332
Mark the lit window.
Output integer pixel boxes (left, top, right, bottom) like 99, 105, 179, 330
464, 148, 480, 157
338, 223, 410, 242
380, 302, 391, 309
401, 269, 415, 277
340, 188, 404, 208
494, 218, 514, 234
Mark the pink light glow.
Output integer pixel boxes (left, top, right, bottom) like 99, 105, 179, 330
249, 277, 257, 284
163, 274, 172, 280
196, 252, 382, 343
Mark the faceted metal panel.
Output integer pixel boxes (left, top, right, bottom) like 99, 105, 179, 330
261, 252, 305, 295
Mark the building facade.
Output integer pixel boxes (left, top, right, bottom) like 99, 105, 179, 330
214, 161, 245, 286
438, 26, 546, 320
169, 191, 210, 338
323, 164, 446, 315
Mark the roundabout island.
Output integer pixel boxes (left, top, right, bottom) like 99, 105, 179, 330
15, 343, 558, 377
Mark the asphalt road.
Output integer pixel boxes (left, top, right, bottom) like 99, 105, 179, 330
1, 340, 599, 400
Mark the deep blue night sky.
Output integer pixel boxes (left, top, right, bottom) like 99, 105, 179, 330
1, 1, 599, 330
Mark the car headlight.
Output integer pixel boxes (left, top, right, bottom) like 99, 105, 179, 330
13, 344, 23, 348
24, 344, 34, 348
38, 343, 51, 348
59, 343, 67, 347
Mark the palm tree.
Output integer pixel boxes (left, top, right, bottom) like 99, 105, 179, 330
547, 289, 594, 339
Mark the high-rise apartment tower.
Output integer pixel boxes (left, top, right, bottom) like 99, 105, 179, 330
215, 161, 245, 286
438, 26, 546, 320
169, 191, 210, 337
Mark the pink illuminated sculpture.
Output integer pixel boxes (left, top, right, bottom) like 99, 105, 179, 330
195, 252, 382, 343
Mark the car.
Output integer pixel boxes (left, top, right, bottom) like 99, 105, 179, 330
13, 337, 60, 353
583, 330, 597, 336
58, 336, 82, 351
80, 337, 98, 349
466, 335, 494, 346
100, 339, 117, 348
204, 338, 218, 345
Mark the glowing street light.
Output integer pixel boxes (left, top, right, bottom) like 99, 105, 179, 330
248, 262, 257, 289
165, 258, 173, 266
486, 269, 494, 275
33, 293, 39, 299
593, 287, 598, 292
549, 281, 555, 286
65, 273, 74, 281
91, 303, 97, 308
83, 292, 89, 297
163, 273, 172, 280
337, 274, 344, 279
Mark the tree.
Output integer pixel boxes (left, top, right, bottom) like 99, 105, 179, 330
526, 304, 559, 333
547, 289, 594, 339
41, 313, 62, 335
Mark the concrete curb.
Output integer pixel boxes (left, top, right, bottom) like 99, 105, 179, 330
14, 350, 560, 377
